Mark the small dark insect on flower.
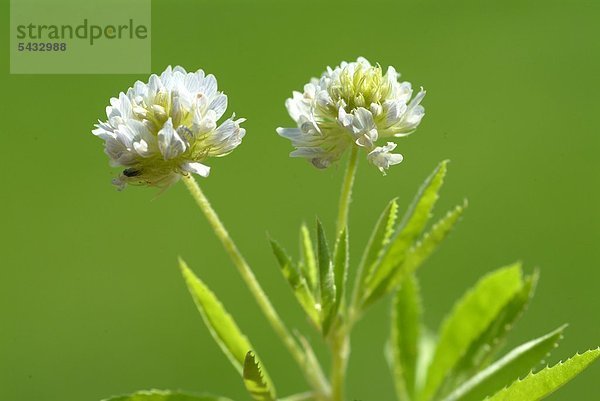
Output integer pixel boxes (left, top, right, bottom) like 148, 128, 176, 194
123, 168, 142, 177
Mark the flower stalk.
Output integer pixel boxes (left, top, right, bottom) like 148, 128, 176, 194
330, 328, 351, 401
181, 174, 328, 396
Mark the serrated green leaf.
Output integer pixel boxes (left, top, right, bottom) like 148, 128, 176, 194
486, 348, 600, 401
333, 227, 349, 317
442, 325, 566, 401
364, 200, 466, 307
446, 270, 539, 392
269, 238, 320, 326
300, 223, 318, 292
316, 219, 336, 335
179, 259, 254, 375
101, 389, 233, 401
419, 263, 524, 401
416, 327, 437, 393
243, 351, 276, 401
389, 274, 422, 401
355, 198, 399, 293
362, 161, 448, 307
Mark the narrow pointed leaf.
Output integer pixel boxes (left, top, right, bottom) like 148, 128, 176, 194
420, 263, 524, 401
102, 389, 233, 401
243, 351, 276, 401
297, 334, 330, 392
180, 259, 255, 375
442, 325, 566, 401
316, 219, 336, 335
356, 198, 399, 292
486, 348, 600, 401
365, 200, 466, 307
299, 223, 318, 292
389, 274, 422, 401
333, 227, 349, 316
416, 327, 438, 393
448, 270, 539, 389
363, 161, 449, 306
279, 393, 315, 401
269, 238, 320, 325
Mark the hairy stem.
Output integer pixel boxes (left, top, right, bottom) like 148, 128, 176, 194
330, 147, 359, 400
182, 175, 328, 396
330, 330, 351, 401
336, 146, 359, 235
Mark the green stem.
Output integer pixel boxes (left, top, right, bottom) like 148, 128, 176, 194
280, 392, 316, 401
330, 147, 359, 401
182, 175, 328, 396
336, 146, 359, 236
330, 331, 351, 401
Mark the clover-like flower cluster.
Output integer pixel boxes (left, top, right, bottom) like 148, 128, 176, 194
93, 66, 245, 189
277, 57, 425, 173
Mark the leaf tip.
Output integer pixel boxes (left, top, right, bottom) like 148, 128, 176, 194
178, 256, 190, 275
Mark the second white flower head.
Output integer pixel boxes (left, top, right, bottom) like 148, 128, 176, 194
93, 65, 246, 189
277, 57, 425, 173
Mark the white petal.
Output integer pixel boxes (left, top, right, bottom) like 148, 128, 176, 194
338, 107, 353, 128
200, 74, 218, 97
368, 142, 403, 173
193, 109, 217, 134
205, 118, 245, 156
208, 93, 228, 120
118, 92, 133, 119
276, 127, 303, 140
92, 126, 115, 141
184, 73, 201, 92
147, 74, 163, 96
352, 108, 378, 147
316, 91, 333, 108
160, 66, 174, 87
285, 94, 310, 121
370, 103, 383, 117
133, 139, 152, 157
383, 99, 407, 125
158, 118, 187, 160
181, 162, 211, 177
352, 107, 376, 133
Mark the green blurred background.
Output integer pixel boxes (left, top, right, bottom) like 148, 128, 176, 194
1, 0, 598, 399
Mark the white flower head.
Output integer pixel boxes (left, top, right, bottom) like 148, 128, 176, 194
93, 65, 246, 190
277, 57, 425, 173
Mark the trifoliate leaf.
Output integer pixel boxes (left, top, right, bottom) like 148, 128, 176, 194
101, 389, 233, 401
362, 161, 448, 308
243, 351, 276, 401
299, 223, 318, 292
364, 200, 466, 307
269, 238, 320, 326
447, 270, 539, 391
442, 325, 566, 401
180, 259, 260, 376
389, 274, 422, 401
419, 263, 524, 401
316, 218, 336, 335
485, 348, 600, 401
333, 227, 349, 317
